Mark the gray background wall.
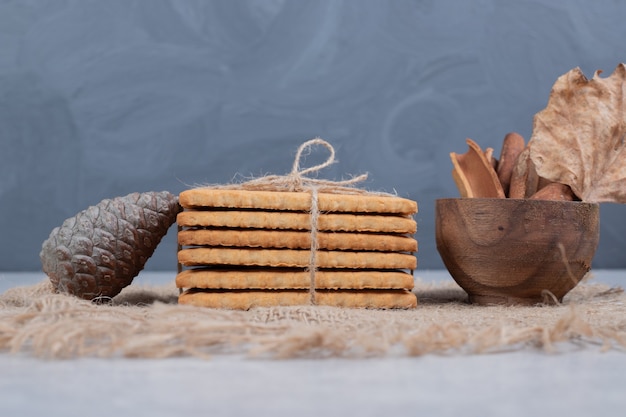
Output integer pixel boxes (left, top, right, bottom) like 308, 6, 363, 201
1, 0, 626, 272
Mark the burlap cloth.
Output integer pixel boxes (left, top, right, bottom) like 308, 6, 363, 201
6, 141, 624, 359
1, 274, 624, 359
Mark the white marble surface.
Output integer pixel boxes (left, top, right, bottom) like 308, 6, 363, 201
1, 270, 625, 417
2, 351, 625, 417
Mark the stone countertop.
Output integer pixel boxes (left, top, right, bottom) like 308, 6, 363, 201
1, 270, 624, 417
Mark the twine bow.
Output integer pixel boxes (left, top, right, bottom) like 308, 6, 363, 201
233, 138, 370, 194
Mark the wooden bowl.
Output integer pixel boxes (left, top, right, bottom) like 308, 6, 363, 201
435, 198, 599, 305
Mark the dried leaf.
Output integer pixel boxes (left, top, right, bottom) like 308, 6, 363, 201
530, 182, 575, 201
509, 147, 539, 199
529, 63, 626, 203
450, 138, 505, 198
484, 147, 497, 169
496, 132, 525, 197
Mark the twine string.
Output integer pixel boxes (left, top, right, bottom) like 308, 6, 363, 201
286, 139, 365, 304
292, 138, 337, 177
307, 186, 319, 305
280, 138, 363, 304
223, 138, 371, 195
204, 138, 393, 305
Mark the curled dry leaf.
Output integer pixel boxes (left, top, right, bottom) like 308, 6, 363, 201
450, 138, 505, 198
496, 132, 525, 197
529, 63, 626, 203
530, 182, 575, 201
484, 147, 497, 169
508, 147, 539, 199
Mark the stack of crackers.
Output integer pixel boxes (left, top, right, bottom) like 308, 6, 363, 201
175, 188, 418, 309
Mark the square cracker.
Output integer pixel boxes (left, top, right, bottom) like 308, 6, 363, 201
178, 288, 417, 309
178, 247, 417, 270
176, 268, 414, 290
180, 188, 417, 214
178, 229, 417, 252
177, 211, 417, 234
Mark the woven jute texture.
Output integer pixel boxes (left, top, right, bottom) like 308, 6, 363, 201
1, 275, 624, 359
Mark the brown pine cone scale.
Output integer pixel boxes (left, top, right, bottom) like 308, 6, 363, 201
40, 191, 181, 300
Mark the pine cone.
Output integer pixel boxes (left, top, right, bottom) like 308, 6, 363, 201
40, 191, 181, 300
